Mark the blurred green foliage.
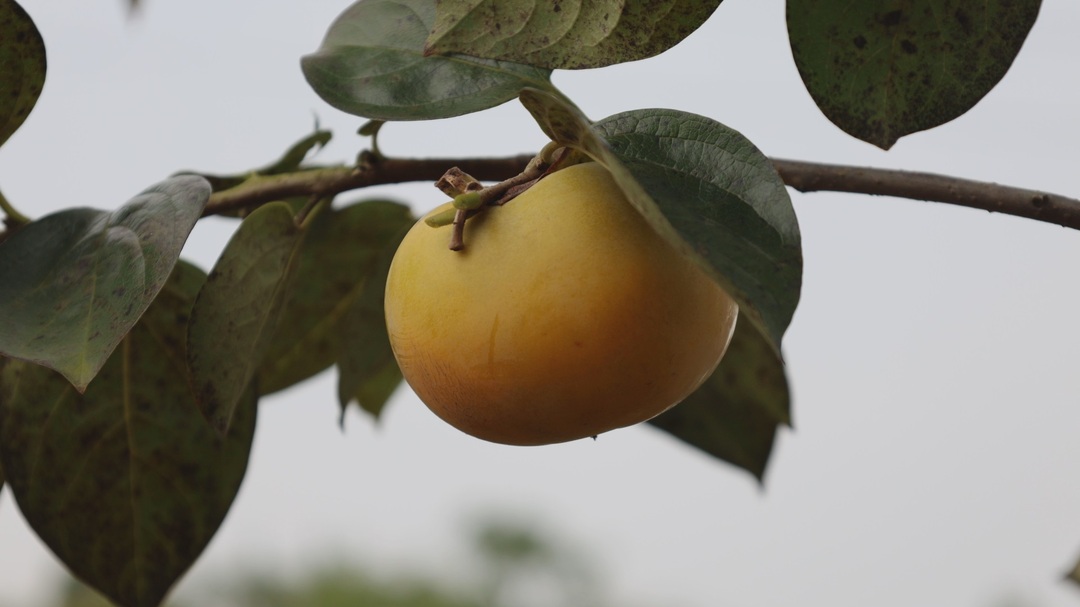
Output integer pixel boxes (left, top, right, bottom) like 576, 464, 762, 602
45, 518, 619, 607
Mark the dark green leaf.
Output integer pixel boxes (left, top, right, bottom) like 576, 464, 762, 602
0, 0, 46, 148
649, 319, 790, 481
0, 175, 211, 390
253, 200, 413, 419
188, 202, 305, 434
335, 221, 407, 420
519, 89, 801, 352
0, 261, 257, 607
345, 356, 402, 420
594, 108, 801, 353
787, 0, 1041, 149
301, 0, 553, 121
426, 0, 722, 70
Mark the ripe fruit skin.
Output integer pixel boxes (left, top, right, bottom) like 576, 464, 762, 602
385, 162, 738, 446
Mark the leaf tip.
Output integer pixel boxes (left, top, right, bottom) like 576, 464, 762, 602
211, 416, 230, 439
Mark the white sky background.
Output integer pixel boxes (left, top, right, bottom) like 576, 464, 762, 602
2, 1, 1080, 606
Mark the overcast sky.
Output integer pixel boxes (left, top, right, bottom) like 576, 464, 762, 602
3, 1, 1080, 606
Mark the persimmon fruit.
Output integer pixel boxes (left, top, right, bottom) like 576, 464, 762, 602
384, 162, 738, 445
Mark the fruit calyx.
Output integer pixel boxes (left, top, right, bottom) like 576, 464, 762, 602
431, 142, 574, 251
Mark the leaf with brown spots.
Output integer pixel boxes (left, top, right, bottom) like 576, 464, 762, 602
301, 0, 552, 121
254, 200, 413, 422
0, 0, 46, 148
787, 0, 1041, 149
0, 175, 210, 391
648, 318, 790, 481
0, 261, 257, 607
425, 0, 723, 69
187, 201, 307, 435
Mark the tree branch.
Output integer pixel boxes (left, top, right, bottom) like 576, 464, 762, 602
202, 154, 1080, 231
202, 155, 533, 217
771, 158, 1080, 230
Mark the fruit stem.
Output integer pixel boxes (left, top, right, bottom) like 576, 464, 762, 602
436, 167, 483, 197
440, 145, 563, 251
449, 208, 469, 251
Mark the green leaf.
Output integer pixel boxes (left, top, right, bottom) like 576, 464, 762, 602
593, 108, 802, 353
344, 356, 402, 420
787, 0, 1041, 149
0, 175, 211, 391
301, 0, 553, 121
335, 220, 406, 420
519, 89, 801, 352
259, 129, 333, 176
254, 200, 413, 419
648, 319, 790, 481
0, 0, 46, 148
184, 129, 333, 194
425, 0, 723, 70
187, 202, 305, 434
0, 261, 257, 607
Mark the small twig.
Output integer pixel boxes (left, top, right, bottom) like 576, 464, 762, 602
449, 208, 469, 251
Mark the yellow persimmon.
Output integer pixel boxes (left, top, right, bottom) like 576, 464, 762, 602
384, 162, 738, 445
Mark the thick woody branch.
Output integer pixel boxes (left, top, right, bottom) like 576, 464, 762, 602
772, 158, 1080, 230
201, 154, 1080, 231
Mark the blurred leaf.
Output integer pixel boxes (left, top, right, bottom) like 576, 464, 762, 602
475, 522, 551, 562
301, 0, 553, 121
649, 319, 790, 480
252, 200, 412, 418
0, 0, 46, 148
787, 0, 1041, 149
0, 176, 210, 391
0, 261, 257, 607
519, 89, 801, 352
187, 202, 305, 435
1067, 555, 1080, 586
228, 568, 483, 607
426, 0, 722, 70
